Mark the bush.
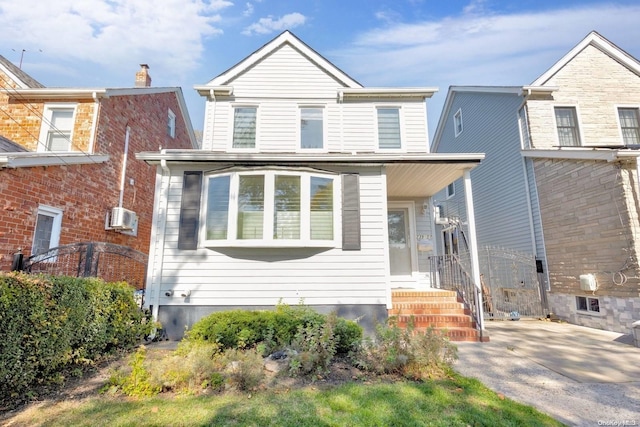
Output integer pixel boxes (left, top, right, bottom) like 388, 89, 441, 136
185, 303, 362, 355
289, 312, 338, 376
0, 272, 151, 404
352, 318, 458, 380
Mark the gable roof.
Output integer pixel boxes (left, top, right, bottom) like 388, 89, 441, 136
532, 31, 640, 86
0, 55, 45, 89
431, 86, 523, 152
202, 30, 362, 89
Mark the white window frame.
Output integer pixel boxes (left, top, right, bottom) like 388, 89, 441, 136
167, 108, 176, 138
616, 105, 640, 146
229, 105, 259, 152
453, 108, 463, 137
298, 106, 326, 152
553, 106, 583, 147
37, 103, 77, 152
376, 106, 404, 152
446, 182, 455, 199
575, 295, 603, 316
31, 205, 63, 258
201, 169, 340, 248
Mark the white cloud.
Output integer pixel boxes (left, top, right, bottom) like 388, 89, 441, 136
328, 3, 640, 136
242, 12, 306, 36
0, 0, 233, 80
243, 2, 254, 17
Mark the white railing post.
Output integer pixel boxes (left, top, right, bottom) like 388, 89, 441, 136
463, 169, 485, 332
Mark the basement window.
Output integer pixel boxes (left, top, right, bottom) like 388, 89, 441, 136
576, 296, 600, 313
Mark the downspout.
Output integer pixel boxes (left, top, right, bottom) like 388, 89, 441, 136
118, 126, 131, 208
463, 169, 485, 334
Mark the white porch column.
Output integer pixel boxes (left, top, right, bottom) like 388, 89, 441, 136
463, 168, 485, 332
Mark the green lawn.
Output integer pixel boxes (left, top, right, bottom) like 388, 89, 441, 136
6, 374, 564, 427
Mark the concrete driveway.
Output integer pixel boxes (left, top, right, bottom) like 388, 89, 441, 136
454, 320, 640, 426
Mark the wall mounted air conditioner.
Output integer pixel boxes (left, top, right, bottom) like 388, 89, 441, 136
579, 274, 598, 292
434, 205, 449, 225
109, 207, 137, 230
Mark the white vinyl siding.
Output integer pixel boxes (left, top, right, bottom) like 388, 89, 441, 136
149, 167, 388, 307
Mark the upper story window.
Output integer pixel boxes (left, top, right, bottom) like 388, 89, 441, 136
31, 205, 63, 257
300, 107, 324, 149
38, 104, 75, 152
454, 109, 463, 137
233, 107, 257, 149
446, 182, 455, 198
204, 170, 337, 247
618, 107, 640, 145
167, 109, 176, 138
377, 108, 401, 150
554, 107, 581, 146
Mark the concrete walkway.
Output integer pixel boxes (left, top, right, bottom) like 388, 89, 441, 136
454, 320, 640, 426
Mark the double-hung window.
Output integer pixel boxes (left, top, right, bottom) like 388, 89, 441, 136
232, 107, 257, 149
554, 107, 581, 146
377, 107, 401, 150
167, 108, 176, 138
454, 109, 463, 137
618, 107, 640, 145
300, 107, 324, 149
31, 205, 63, 257
204, 170, 337, 246
39, 104, 76, 152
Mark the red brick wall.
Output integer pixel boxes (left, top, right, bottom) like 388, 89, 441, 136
0, 91, 193, 270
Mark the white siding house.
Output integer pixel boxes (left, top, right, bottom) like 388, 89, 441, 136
431, 32, 640, 335
137, 31, 484, 339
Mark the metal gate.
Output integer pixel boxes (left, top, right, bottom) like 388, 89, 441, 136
474, 247, 546, 319
14, 242, 148, 290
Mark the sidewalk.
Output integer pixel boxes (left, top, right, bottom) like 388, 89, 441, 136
454, 320, 640, 426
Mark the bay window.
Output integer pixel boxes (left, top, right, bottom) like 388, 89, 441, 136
203, 170, 337, 246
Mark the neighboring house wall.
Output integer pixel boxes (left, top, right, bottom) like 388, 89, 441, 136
534, 158, 640, 332
0, 91, 194, 270
528, 44, 640, 149
433, 91, 536, 255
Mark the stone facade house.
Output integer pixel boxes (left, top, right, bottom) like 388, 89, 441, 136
431, 32, 640, 334
0, 57, 197, 274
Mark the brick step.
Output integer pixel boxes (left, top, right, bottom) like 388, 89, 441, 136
394, 315, 476, 329
389, 307, 471, 316
390, 301, 466, 310
391, 295, 459, 303
391, 290, 457, 298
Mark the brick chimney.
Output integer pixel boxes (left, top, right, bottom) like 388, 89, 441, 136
135, 64, 151, 87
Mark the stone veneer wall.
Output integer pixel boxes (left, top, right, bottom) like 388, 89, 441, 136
548, 293, 640, 333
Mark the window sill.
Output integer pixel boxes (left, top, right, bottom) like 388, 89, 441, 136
576, 309, 605, 317
202, 240, 337, 249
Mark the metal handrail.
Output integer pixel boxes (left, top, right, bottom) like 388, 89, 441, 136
429, 254, 483, 340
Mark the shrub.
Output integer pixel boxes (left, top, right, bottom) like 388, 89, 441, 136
289, 312, 338, 376
185, 303, 362, 356
351, 318, 458, 380
222, 348, 265, 391
106, 346, 161, 397
0, 272, 151, 404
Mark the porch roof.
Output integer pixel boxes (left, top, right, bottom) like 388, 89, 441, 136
136, 151, 485, 198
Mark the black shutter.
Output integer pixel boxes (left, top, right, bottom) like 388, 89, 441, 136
178, 171, 203, 250
342, 173, 361, 250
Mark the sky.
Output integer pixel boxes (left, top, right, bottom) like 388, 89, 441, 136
2, 0, 640, 140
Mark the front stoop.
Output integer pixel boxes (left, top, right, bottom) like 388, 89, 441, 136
389, 290, 489, 343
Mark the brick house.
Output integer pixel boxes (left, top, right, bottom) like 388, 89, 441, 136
431, 32, 640, 334
0, 57, 197, 272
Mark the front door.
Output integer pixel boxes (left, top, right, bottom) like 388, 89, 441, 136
387, 202, 418, 287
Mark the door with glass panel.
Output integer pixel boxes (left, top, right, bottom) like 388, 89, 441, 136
387, 203, 417, 286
